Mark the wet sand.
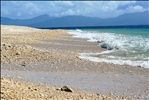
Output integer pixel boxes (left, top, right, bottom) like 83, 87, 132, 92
2, 70, 149, 98
1, 25, 149, 100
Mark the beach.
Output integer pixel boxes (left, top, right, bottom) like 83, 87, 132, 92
1, 25, 149, 100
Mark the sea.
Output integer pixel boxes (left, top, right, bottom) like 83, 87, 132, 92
68, 25, 149, 68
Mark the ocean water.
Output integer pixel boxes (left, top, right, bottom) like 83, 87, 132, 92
69, 27, 149, 68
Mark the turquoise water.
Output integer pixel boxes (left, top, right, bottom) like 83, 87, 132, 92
83, 28, 149, 38
69, 28, 149, 68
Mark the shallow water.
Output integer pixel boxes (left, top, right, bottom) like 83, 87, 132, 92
69, 28, 149, 68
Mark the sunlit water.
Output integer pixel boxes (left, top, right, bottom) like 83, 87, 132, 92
69, 28, 149, 68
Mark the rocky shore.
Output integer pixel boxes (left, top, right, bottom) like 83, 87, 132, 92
1, 25, 149, 100
2, 77, 135, 100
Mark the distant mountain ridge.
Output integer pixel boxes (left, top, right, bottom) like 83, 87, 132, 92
1, 11, 148, 28
1, 14, 55, 26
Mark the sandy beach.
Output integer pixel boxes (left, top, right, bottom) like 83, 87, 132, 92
1, 25, 149, 100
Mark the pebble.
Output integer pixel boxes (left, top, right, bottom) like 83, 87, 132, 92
34, 88, 37, 91
16, 51, 21, 55
56, 88, 61, 90
22, 62, 26, 66
61, 85, 73, 92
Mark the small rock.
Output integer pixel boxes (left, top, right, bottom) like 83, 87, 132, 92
40, 93, 44, 97
16, 51, 21, 55
34, 88, 37, 91
2, 43, 6, 47
76, 56, 79, 58
22, 62, 26, 66
137, 66, 141, 68
61, 85, 73, 92
122, 96, 124, 99
100, 43, 113, 50
0, 91, 4, 94
56, 88, 61, 90
97, 40, 104, 43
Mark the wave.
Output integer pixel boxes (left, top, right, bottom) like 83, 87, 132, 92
69, 29, 149, 50
80, 53, 149, 68
69, 29, 149, 68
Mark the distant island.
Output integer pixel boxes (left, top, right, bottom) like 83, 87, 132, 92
1, 11, 148, 28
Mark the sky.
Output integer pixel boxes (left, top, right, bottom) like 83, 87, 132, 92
1, 1, 149, 19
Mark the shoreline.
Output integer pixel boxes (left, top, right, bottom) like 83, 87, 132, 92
1, 25, 149, 100
1, 76, 135, 100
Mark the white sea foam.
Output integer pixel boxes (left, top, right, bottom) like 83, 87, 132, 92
76, 29, 83, 32
69, 30, 99, 42
80, 53, 149, 68
69, 29, 149, 68
69, 29, 149, 50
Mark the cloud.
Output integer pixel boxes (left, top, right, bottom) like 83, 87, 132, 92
126, 5, 146, 12
53, 1, 74, 7
23, 2, 42, 15
1, 1, 149, 19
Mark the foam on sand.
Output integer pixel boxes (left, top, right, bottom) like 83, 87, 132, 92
69, 29, 149, 68
80, 53, 149, 68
